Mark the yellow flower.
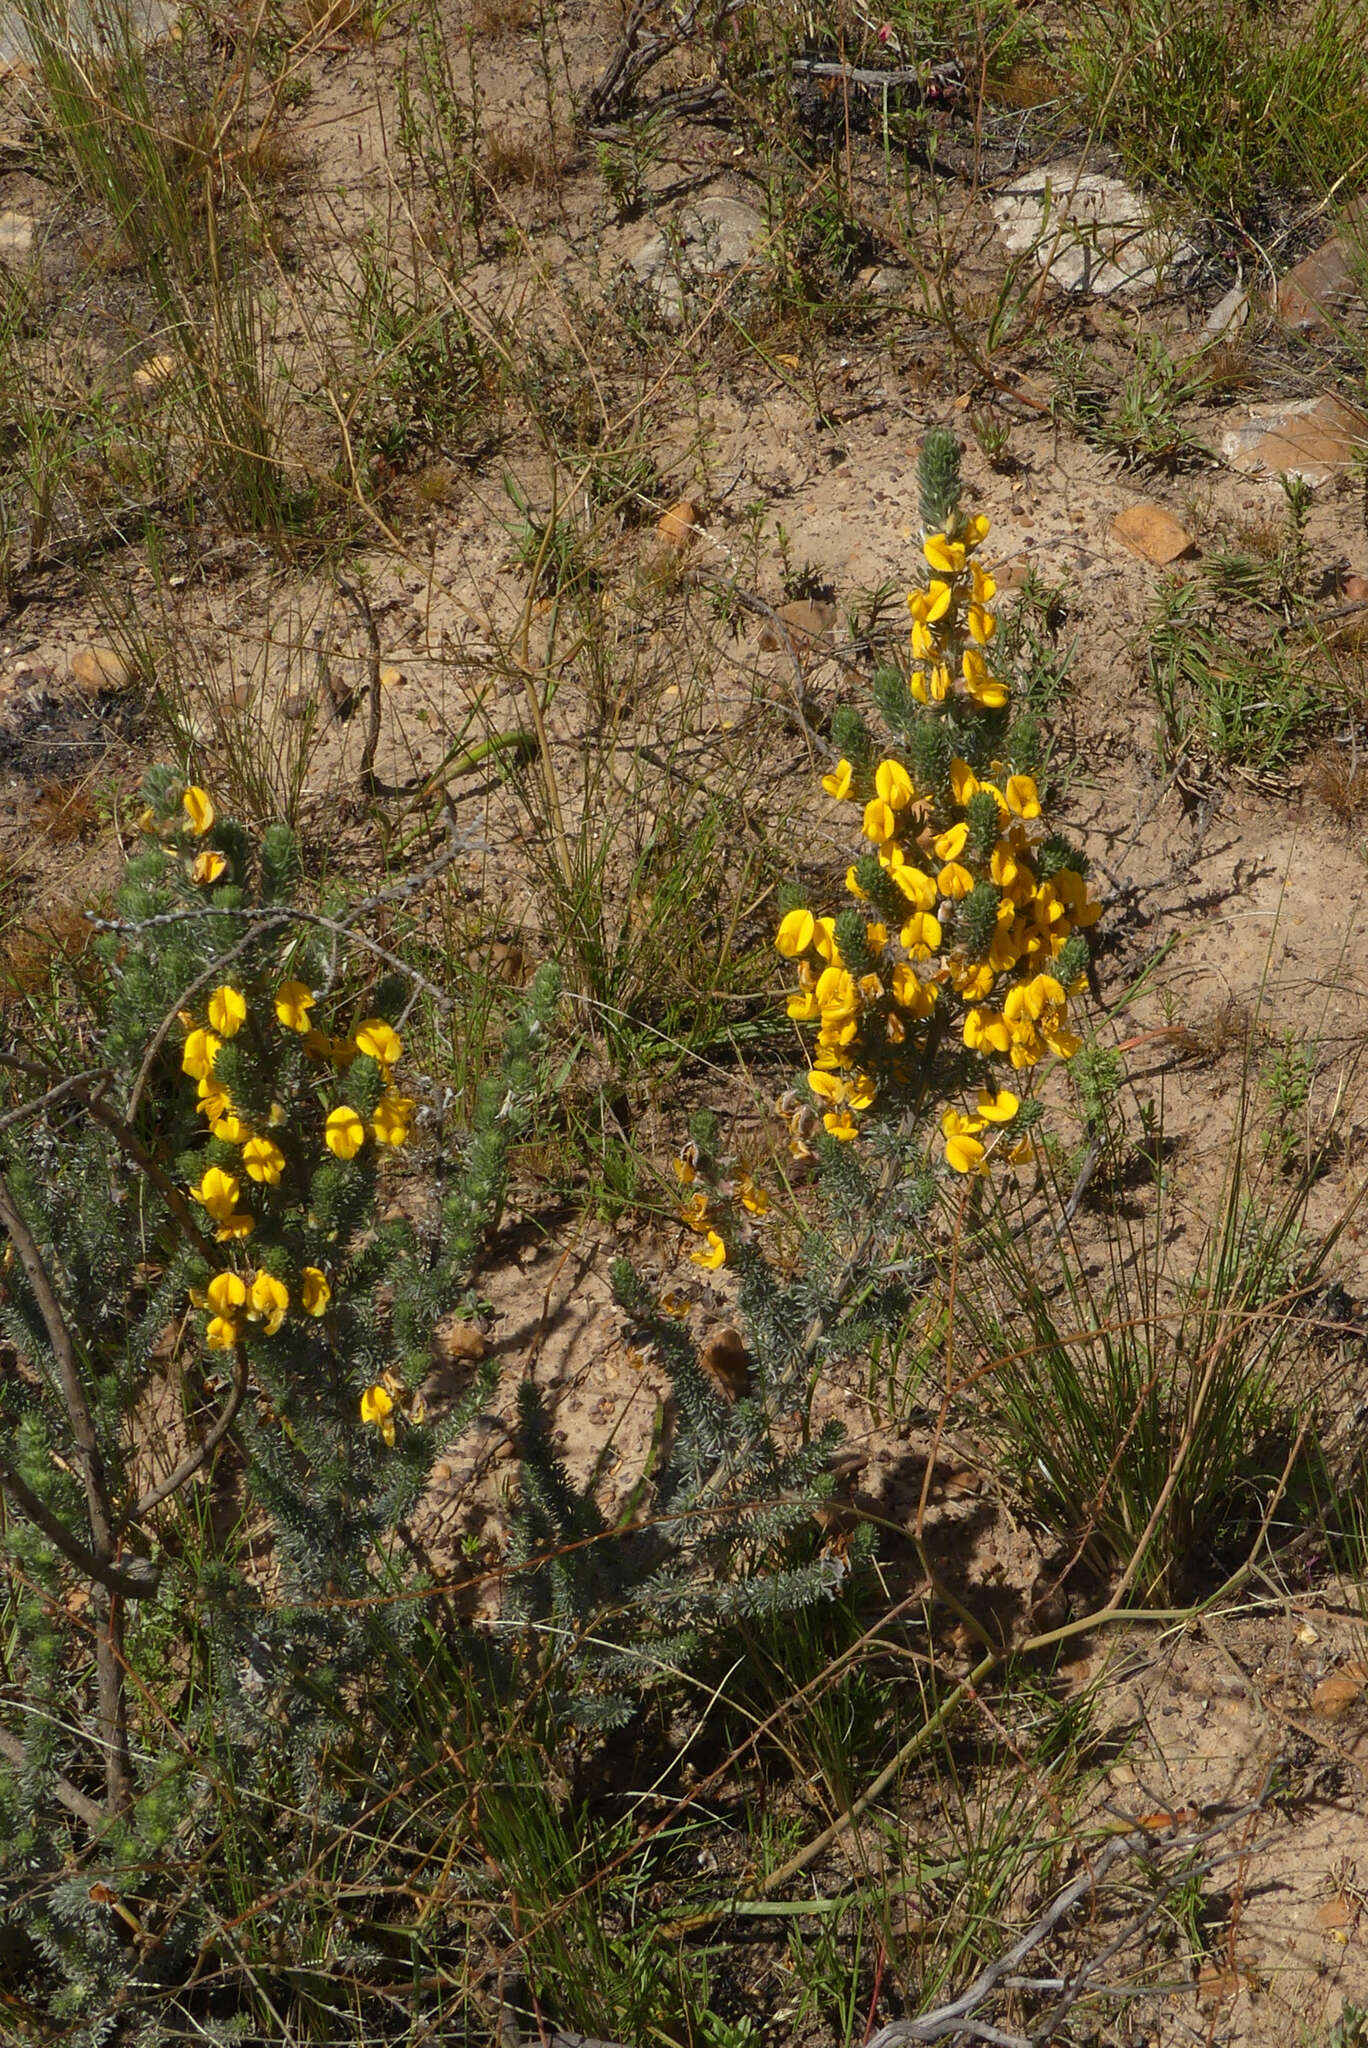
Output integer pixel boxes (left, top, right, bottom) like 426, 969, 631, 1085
971, 563, 997, 604
275, 980, 315, 1032
182, 785, 215, 836
300, 1266, 331, 1316
192, 849, 227, 886
967, 604, 996, 646
964, 1006, 1011, 1054
207, 986, 247, 1039
845, 865, 869, 901
821, 758, 855, 800
976, 1088, 1020, 1123
205, 1315, 239, 1349
212, 1111, 250, 1146
1005, 774, 1041, 820
945, 1131, 986, 1174
326, 1106, 366, 1159
862, 797, 899, 847
738, 1176, 769, 1215
874, 759, 914, 810
248, 1269, 289, 1335
949, 758, 980, 805
909, 665, 952, 704
182, 1028, 220, 1082
962, 648, 1009, 710
933, 821, 968, 863
890, 863, 937, 911
206, 1271, 246, 1318
938, 860, 974, 899
811, 917, 840, 964
788, 988, 821, 1020
372, 1093, 414, 1147
196, 1075, 231, 1121
690, 1229, 727, 1270
776, 908, 816, 958
360, 1382, 396, 1446
824, 1108, 860, 1140
923, 532, 966, 576
355, 1019, 402, 1070
241, 1135, 285, 1185
192, 1166, 240, 1222
901, 911, 942, 958
964, 514, 991, 549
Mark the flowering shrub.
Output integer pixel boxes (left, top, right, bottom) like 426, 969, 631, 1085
775, 428, 1101, 1172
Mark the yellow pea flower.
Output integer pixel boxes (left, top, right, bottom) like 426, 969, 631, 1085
205, 1315, 239, 1349
933, 821, 969, 863
945, 1131, 986, 1174
862, 797, 898, 846
845, 864, 869, 901
212, 1111, 250, 1145
823, 1108, 860, 1140
806, 1069, 843, 1104
971, 563, 997, 603
738, 1177, 769, 1215
355, 1019, 402, 1070
963, 665, 1009, 713
360, 1383, 396, 1446
963, 1006, 1010, 1054
300, 1267, 331, 1316
901, 912, 942, 958
182, 1028, 221, 1082
207, 985, 247, 1039
192, 1166, 240, 1222
372, 1094, 415, 1147
206, 1271, 246, 1317
938, 861, 974, 899
196, 1076, 232, 1121
248, 1270, 289, 1336
949, 758, 980, 805
776, 908, 816, 958
275, 980, 315, 1032
241, 1135, 285, 1185
976, 1088, 1020, 1123
192, 849, 227, 886
923, 532, 967, 576
325, 1106, 366, 1160
811, 917, 840, 964
822, 758, 855, 800
787, 988, 821, 1021
891, 863, 938, 911
967, 604, 996, 646
865, 921, 889, 954
874, 759, 914, 810
964, 514, 991, 548
182, 786, 215, 836
1005, 774, 1041, 819
690, 1229, 727, 1269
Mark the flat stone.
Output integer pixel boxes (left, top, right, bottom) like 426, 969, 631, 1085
1312, 1672, 1363, 1718
1201, 281, 1250, 342
1219, 393, 1368, 486
69, 644, 132, 694
1276, 236, 1363, 334
0, 211, 33, 260
656, 496, 701, 549
629, 196, 766, 321
757, 597, 836, 651
992, 165, 1197, 296
1111, 502, 1196, 565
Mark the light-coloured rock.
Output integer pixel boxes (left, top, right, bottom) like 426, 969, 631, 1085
656, 496, 701, 549
1111, 502, 1196, 565
0, 211, 33, 260
1219, 393, 1368, 486
1201, 281, 1250, 342
629, 196, 766, 321
69, 644, 133, 694
1276, 236, 1361, 333
132, 352, 177, 393
993, 165, 1197, 296
379, 663, 405, 688
757, 597, 836, 652
1311, 1672, 1363, 1718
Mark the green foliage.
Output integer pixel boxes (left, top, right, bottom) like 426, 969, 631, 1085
0, 769, 559, 2036
1072, 0, 1368, 227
